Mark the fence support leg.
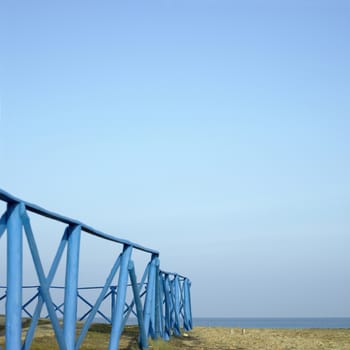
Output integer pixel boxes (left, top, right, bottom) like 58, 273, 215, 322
108, 245, 132, 350
173, 275, 181, 335
162, 275, 171, 340
63, 225, 81, 350
183, 278, 192, 330
6, 203, 23, 350
128, 260, 148, 349
143, 255, 159, 339
154, 263, 161, 340
111, 286, 116, 319
157, 273, 164, 339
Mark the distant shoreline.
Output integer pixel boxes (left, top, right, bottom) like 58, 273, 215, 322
192, 317, 350, 328
2, 314, 350, 329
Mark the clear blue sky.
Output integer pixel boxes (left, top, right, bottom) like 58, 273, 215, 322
1, 0, 349, 317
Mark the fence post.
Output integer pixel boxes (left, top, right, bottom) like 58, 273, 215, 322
143, 255, 159, 339
108, 244, 132, 350
154, 262, 161, 340
173, 275, 181, 335
183, 278, 192, 330
162, 274, 171, 340
6, 203, 23, 350
128, 260, 148, 349
63, 224, 81, 350
111, 286, 116, 318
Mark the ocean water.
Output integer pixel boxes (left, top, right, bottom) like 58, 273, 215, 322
95, 317, 350, 328
193, 317, 350, 328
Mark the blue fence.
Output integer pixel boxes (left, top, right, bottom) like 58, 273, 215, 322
0, 189, 192, 350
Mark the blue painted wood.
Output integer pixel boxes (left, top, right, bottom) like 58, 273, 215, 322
0, 211, 7, 239
173, 276, 181, 336
121, 298, 135, 330
77, 293, 111, 323
162, 274, 172, 340
0, 189, 192, 349
157, 273, 165, 339
0, 291, 7, 302
154, 262, 160, 340
108, 245, 132, 350
23, 293, 44, 350
111, 286, 116, 317
6, 203, 23, 350
78, 292, 112, 323
21, 204, 68, 350
75, 254, 122, 349
22, 291, 40, 318
0, 188, 158, 255
143, 256, 159, 339
183, 279, 193, 330
64, 225, 81, 350
24, 226, 70, 349
128, 260, 148, 349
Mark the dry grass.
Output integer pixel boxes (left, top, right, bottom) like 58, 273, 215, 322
1, 317, 350, 350
191, 327, 350, 350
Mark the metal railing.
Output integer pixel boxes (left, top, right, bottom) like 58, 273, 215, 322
0, 189, 192, 350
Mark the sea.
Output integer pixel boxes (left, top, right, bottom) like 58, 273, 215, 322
192, 317, 350, 328
119, 317, 350, 328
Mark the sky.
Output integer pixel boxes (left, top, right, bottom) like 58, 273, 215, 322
0, 0, 350, 317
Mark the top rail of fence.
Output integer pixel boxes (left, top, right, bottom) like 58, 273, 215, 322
0, 188, 159, 255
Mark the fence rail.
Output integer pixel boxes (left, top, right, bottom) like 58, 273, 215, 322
0, 189, 192, 350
